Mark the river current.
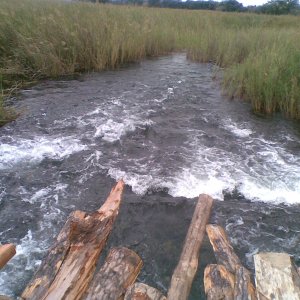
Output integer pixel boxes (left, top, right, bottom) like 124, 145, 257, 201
0, 54, 300, 299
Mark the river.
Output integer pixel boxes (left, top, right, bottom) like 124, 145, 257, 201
0, 54, 300, 299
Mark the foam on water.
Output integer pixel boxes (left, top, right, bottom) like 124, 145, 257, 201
223, 120, 253, 138
0, 230, 46, 297
94, 118, 153, 143
106, 117, 300, 205
0, 136, 87, 169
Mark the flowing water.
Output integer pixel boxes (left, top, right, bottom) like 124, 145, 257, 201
1, 54, 300, 299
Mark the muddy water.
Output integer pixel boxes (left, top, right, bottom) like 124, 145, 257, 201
1, 54, 300, 299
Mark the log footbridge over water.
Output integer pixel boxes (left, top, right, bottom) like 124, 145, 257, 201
1, 181, 300, 300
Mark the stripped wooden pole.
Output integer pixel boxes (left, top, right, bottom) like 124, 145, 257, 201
167, 194, 213, 300
0, 244, 16, 269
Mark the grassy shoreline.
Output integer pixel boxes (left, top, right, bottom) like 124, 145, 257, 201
1, 0, 300, 124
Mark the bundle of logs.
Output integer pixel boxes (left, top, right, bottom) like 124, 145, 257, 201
1, 180, 300, 300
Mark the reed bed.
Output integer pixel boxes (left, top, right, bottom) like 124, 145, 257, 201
1, 0, 300, 122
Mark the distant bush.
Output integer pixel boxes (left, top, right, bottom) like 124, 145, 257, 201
1, 0, 300, 122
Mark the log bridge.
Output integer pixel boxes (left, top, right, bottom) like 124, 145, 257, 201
1, 181, 299, 300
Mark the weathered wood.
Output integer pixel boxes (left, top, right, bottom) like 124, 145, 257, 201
125, 283, 166, 300
206, 225, 257, 300
167, 194, 213, 300
0, 244, 16, 269
254, 252, 300, 300
206, 224, 241, 274
85, 247, 143, 300
234, 265, 257, 300
204, 264, 235, 300
21, 180, 125, 300
0, 295, 13, 300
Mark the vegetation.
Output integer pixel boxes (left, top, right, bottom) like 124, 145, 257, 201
1, 0, 300, 122
0, 93, 17, 126
87, 0, 300, 15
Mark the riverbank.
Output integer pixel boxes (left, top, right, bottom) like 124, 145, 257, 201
1, 0, 300, 123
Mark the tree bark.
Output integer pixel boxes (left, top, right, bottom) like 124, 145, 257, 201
21, 180, 125, 300
206, 224, 257, 300
204, 264, 235, 300
0, 244, 16, 269
206, 224, 241, 274
234, 265, 257, 300
84, 247, 143, 300
125, 283, 166, 300
167, 194, 213, 300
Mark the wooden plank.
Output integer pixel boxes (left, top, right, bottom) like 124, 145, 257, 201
254, 252, 300, 300
125, 283, 166, 300
0, 244, 16, 269
21, 180, 125, 300
167, 194, 213, 300
85, 247, 143, 299
206, 224, 241, 274
234, 265, 257, 300
204, 264, 235, 300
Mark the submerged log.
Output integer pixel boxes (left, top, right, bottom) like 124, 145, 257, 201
204, 264, 235, 300
206, 225, 241, 274
0, 244, 16, 269
21, 180, 125, 300
167, 194, 213, 300
125, 283, 167, 300
254, 252, 300, 300
85, 247, 143, 300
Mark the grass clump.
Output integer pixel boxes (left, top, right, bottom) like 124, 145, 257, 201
0, 93, 17, 126
1, 0, 300, 120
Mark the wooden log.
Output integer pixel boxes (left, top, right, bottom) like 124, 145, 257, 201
254, 252, 300, 300
234, 265, 257, 300
167, 194, 213, 300
21, 180, 125, 300
204, 264, 235, 300
206, 225, 241, 274
0, 244, 16, 269
0, 295, 13, 300
206, 225, 257, 300
84, 247, 143, 300
125, 283, 166, 300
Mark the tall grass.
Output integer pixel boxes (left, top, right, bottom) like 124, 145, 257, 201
1, 0, 300, 122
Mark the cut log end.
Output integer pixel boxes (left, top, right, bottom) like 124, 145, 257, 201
85, 247, 143, 300
0, 244, 16, 269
